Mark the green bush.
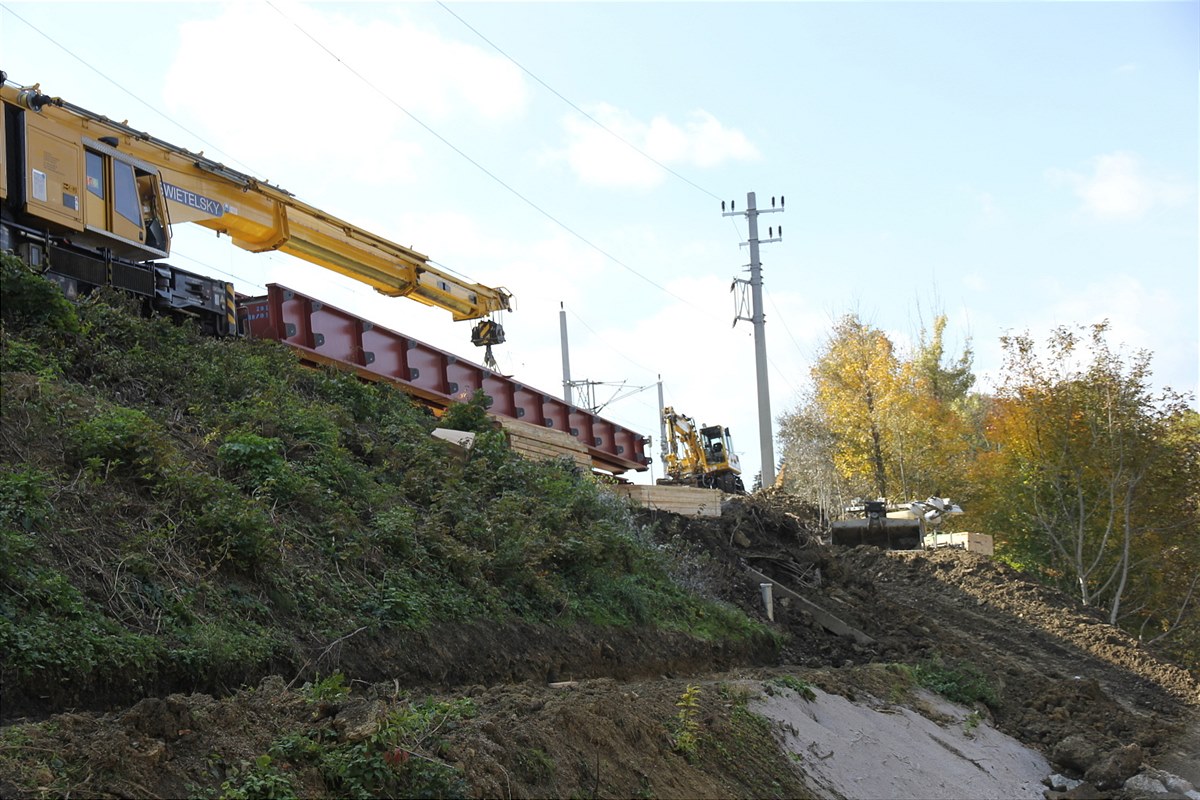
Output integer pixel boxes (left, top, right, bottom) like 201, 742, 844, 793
0, 529, 162, 681
219, 754, 297, 800
0, 468, 53, 531
770, 675, 816, 700
438, 389, 493, 434
69, 406, 172, 480
0, 253, 80, 335
218, 431, 292, 497
171, 620, 283, 680
192, 494, 276, 568
316, 697, 473, 799
911, 657, 997, 707
0, 333, 65, 378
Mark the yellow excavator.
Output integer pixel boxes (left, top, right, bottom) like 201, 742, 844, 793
0, 72, 511, 355
657, 406, 745, 494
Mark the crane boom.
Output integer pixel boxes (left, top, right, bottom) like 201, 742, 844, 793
1, 78, 511, 323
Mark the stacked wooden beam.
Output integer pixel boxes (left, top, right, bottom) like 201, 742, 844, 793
608, 484, 723, 518
926, 531, 995, 555
496, 417, 593, 471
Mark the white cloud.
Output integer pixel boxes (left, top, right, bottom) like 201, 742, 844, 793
976, 191, 1004, 227
962, 273, 990, 293
548, 104, 760, 189
163, 2, 527, 187
971, 273, 1198, 404
1047, 152, 1193, 221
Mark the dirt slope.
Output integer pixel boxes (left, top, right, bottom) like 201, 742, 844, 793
1, 491, 1196, 799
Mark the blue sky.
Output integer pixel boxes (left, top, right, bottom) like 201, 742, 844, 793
3, 1, 1196, 487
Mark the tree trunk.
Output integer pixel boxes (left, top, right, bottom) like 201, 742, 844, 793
1109, 484, 1135, 624
864, 386, 888, 498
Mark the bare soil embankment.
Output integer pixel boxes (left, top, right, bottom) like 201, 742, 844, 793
1, 492, 1195, 799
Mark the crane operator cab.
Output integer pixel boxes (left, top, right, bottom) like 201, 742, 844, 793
81, 136, 171, 260
14, 86, 173, 264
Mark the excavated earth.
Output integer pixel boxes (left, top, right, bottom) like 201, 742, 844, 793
1, 491, 1196, 799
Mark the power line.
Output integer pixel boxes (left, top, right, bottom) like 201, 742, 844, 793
169, 248, 265, 292
264, 0, 695, 310
565, 306, 658, 379
436, 2, 750, 252
0, 3, 260, 176
437, 1, 723, 203
765, 287, 810, 362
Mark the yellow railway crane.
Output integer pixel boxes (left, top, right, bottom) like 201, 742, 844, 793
0, 72, 511, 354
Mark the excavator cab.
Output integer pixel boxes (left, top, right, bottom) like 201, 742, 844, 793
699, 424, 739, 474
659, 408, 746, 492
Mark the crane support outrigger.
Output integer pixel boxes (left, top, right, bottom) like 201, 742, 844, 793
0, 73, 511, 350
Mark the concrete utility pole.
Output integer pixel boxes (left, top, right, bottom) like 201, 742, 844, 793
657, 375, 666, 464
724, 191, 784, 487
559, 302, 572, 405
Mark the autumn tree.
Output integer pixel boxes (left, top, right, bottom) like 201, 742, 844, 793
778, 313, 976, 509
889, 315, 977, 500
809, 315, 899, 499
969, 322, 1198, 645
775, 397, 853, 513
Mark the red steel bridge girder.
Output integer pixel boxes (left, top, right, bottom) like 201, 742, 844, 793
238, 284, 650, 475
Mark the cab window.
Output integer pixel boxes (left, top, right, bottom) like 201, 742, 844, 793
113, 160, 140, 225
85, 151, 105, 198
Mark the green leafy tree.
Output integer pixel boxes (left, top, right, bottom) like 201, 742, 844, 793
889, 315, 977, 500
970, 323, 1198, 641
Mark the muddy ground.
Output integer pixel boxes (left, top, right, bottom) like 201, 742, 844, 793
1, 490, 1196, 798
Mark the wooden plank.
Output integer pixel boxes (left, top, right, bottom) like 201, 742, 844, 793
497, 417, 588, 451
512, 449, 591, 469
511, 441, 585, 455
608, 484, 723, 517
966, 532, 994, 555
509, 437, 582, 453
926, 531, 995, 556
744, 566, 876, 645
491, 415, 595, 470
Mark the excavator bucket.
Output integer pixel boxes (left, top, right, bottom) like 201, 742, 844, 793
829, 501, 923, 550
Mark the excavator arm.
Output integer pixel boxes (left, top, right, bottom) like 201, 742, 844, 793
6, 81, 511, 323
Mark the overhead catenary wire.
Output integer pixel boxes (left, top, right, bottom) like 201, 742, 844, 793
436, 1, 748, 247
263, 0, 696, 311
169, 248, 266, 293
437, 0, 722, 203
0, 3, 261, 177
564, 307, 658, 380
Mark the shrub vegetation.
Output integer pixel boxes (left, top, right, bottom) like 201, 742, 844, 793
0, 255, 768, 709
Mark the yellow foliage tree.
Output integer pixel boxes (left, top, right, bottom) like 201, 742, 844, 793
811, 315, 900, 499
888, 316, 977, 500
788, 313, 976, 506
